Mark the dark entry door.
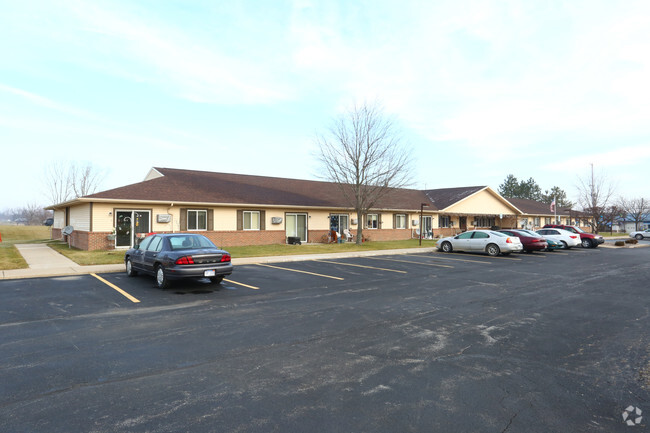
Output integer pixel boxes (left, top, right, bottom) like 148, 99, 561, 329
459, 217, 467, 230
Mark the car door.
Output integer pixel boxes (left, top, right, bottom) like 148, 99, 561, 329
451, 231, 474, 251
131, 235, 153, 271
470, 231, 490, 251
143, 236, 164, 274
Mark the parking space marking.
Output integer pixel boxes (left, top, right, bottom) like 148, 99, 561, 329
314, 260, 407, 274
421, 254, 493, 264
223, 278, 260, 290
255, 264, 344, 280
366, 256, 454, 268
91, 273, 140, 303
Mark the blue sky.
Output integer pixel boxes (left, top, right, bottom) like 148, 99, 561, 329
1, 0, 649, 210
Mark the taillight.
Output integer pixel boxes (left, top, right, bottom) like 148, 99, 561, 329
570, 235, 578, 239
175, 256, 194, 265
220, 254, 231, 262
506, 238, 513, 243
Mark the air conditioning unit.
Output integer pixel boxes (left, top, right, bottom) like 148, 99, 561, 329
157, 214, 172, 223
271, 217, 283, 224
412, 219, 419, 226
351, 219, 358, 225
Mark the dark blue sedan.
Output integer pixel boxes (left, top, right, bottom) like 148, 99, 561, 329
124, 233, 233, 289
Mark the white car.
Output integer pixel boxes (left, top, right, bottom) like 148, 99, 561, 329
630, 229, 650, 240
536, 228, 581, 249
437, 230, 523, 256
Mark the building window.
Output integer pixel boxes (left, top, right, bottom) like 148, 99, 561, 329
330, 214, 349, 233
545, 217, 551, 225
243, 211, 260, 230
475, 217, 495, 227
366, 214, 378, 229
395, 214, 407, 229
439, 216, 450, 228
534, 217, 541, 226
187, 210, 207, 231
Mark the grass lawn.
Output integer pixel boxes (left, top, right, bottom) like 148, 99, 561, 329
225, 239, 438, 258
0, 225, 52, 270
19, 237, 439, 267
49, 241, 127, 266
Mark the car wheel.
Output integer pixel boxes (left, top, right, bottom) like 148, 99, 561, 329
636, 234, 643, 240
155, 265, 170, 289
125, 258, 138, 277
581, 238, 593, 248
210, 276, 224, 284
441, 241, 453, 253
561, 241, 569, 249
486, 244, 500, 256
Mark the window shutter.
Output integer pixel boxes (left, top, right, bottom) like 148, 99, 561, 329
378, 213, 382, 229
180, 208, 187, 231
393, 214, 397, 229
405, 215, 410, 229
237, 210, 243, 231
260, 210, 266, 230
208, 209, 214, 231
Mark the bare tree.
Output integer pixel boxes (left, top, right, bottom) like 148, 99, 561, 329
43, 161, 105, 205
576, 165, 616, 234
618, 197, 650, 231
70, 162, 104, 198
315, 102, 413, 244
17, 203, 50, 225
43, 161, 73, 205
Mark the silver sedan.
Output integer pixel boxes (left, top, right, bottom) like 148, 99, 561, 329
437, 230, 524, 256
630, 229, 650, 240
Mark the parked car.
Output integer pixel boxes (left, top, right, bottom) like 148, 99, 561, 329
536, 228, 581, 249
437, 230, 523, 256
516, 229, 563, 251
542, 224, 604, 248
630, 229, 650, 240
124, 233, 233, 289
498, 229, 548, 252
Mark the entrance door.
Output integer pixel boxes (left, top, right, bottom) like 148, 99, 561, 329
422, 216, 432, 239
286, 213, 308, 243
459, 216, 467, 231
115, 210, 151, 248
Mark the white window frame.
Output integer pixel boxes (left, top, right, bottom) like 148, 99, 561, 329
395, 214, 407, 229
367, 214, 378, 229
187, 210, 207, 231
439, 216, 450, 228
243, 210, 260, 231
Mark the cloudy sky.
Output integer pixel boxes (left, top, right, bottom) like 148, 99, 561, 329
1, 0, 649, 210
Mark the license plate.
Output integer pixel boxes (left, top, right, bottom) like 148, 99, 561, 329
204, 270, 216, 277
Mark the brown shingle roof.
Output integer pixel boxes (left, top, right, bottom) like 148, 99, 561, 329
86, 167, 435, 211
423, 186, 487, 210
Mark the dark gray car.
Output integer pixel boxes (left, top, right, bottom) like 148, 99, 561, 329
124, 233, 233, 289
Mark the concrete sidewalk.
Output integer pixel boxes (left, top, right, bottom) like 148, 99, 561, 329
0, 243, 438, 280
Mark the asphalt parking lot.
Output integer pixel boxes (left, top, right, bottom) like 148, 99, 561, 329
1, 245, 649, 432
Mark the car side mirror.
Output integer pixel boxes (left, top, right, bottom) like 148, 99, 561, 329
133, 244, 140, 250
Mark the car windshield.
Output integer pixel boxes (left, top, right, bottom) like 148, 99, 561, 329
490, 231, 507, 237
169, 235, 216, 250
572, 226, 586, 233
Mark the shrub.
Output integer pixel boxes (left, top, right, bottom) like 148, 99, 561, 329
615, 241, 625, 247
625, 239, 638, 244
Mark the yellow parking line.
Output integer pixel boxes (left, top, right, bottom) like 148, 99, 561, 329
315, 260, 407, 273
366, 256, 454, 269
256, 264, 344, 280
224, 278, 260, 290
91, 273, 140, 303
